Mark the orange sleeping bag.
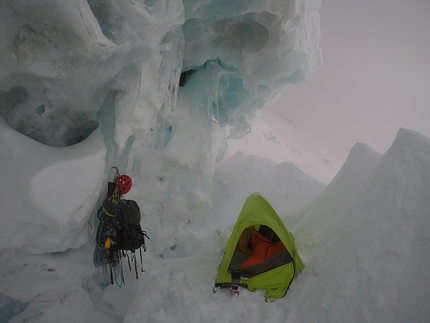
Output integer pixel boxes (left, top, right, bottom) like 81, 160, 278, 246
240, 230, 285, 269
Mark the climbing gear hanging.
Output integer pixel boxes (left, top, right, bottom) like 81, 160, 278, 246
93, 166, 149, 286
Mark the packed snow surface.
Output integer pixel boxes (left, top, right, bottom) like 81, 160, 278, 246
1, 0, 429, 322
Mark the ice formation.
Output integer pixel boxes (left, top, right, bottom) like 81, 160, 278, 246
0, 0, 322, 255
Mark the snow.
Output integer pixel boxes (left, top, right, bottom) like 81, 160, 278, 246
2, 120, 430, 322
0, 117, 106, 253
1, 0, 430, 322
289, 129, 430, 323
123, 128, 430, 323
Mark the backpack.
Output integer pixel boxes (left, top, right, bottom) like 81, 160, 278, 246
93, 197, 149, 285
114, 199, 146, 252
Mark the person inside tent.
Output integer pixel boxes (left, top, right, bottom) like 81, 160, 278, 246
229, 225, 287, 276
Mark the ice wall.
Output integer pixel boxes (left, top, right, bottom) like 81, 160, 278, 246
0, 0, 321, 255
180, 0, 322, 137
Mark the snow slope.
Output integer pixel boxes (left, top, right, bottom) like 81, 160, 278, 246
127, 128, 430, 323
1, 126, 429, 323
289, 128, 430, 323
210, 151, 325, 229
123, 128, 430, 323
225, 108, 342, 184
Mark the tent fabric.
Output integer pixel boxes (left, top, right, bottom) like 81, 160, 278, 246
214, 193, 304, 299
240, 249, 293, 278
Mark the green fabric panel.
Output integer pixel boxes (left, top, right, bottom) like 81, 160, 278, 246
215, 193, 304, 298
246, 263, 294, 299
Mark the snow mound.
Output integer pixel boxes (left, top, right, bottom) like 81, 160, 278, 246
294, 142, 381, 253
210, 151, 326, 228
0, 118, 106, 253
290, 128, 430, 323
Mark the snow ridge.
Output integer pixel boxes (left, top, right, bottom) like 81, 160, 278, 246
289, 128, 430, 323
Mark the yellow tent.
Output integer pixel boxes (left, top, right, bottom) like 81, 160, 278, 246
214, 193, 304, 299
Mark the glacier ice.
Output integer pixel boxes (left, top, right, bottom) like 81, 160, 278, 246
0, 0, 322, 255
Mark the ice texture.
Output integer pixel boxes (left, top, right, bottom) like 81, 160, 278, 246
0, 0, 321, 255
0, 3, 322, 317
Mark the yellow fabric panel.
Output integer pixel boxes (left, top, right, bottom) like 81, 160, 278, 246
215, 193, 304, 299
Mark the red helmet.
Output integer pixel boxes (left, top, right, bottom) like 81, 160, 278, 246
117, 175, 132, 194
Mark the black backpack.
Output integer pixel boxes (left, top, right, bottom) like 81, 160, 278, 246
93, 198, 149, 285
115, 199, 146, 252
